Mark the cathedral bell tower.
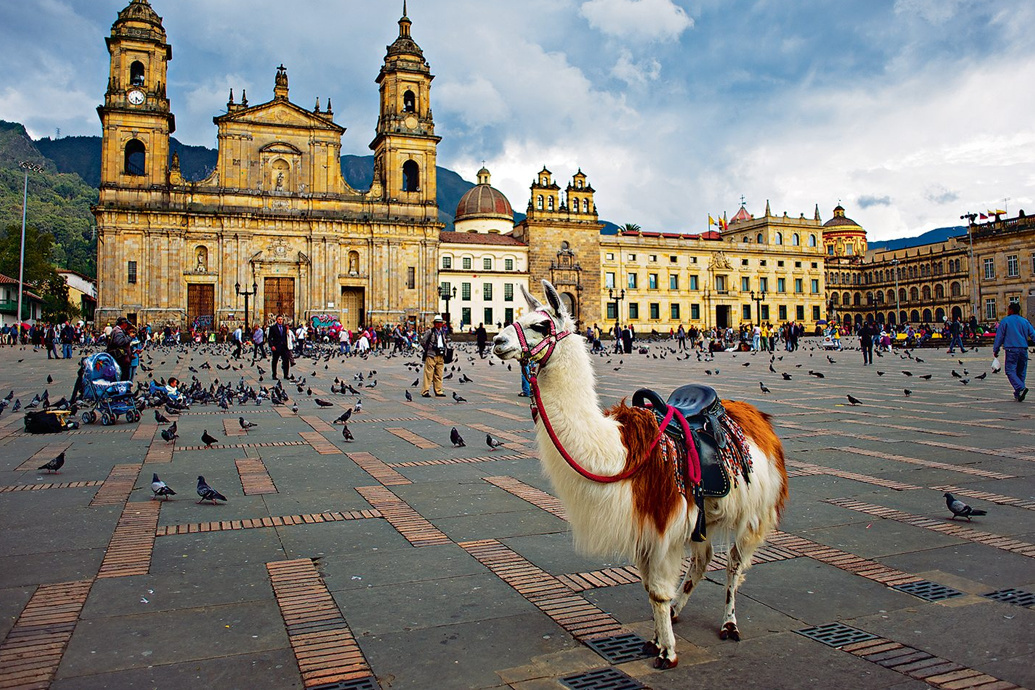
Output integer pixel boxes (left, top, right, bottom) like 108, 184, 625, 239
369, 3, 440, 207
97, 0, 174, 188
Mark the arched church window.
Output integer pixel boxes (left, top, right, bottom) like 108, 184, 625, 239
571, 198, 579, 214
124, 139, 146, 176
808, 234, 817, 247
792, 233, 800, 246
402, 160, 420, 192
582, 199, 589, 213
403, 90, 416, 113
757, 233, 763, 243
537, 195, 543, 210
130, 61, 145, 86
548, 196, 554, 210
775, 232, 783, 245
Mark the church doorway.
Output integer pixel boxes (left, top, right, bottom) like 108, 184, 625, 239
264, 277, 295, 324
715, 305, 730, 330
561, 292, 576, 322
340, 287, 365, 330
186, 284, 214, 330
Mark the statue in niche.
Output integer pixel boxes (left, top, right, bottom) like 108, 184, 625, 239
275, 171, 285, 191
348, 252, 359, 275
195, 246, 208, 272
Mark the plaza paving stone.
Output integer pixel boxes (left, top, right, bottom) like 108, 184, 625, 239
0, 338, 1033, 688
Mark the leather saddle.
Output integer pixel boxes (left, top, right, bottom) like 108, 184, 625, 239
632, 384, 741, 500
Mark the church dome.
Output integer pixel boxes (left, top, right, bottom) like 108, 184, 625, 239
455, 168, 513, 222
115, 0, 163, 29
823, 204, 861, 229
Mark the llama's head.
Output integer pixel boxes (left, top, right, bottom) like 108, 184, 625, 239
493, 279, 576, 362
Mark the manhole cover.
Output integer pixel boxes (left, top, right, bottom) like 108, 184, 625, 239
892, 580, 964, 602
309, 676, 380, 690
560, 667, 646, 690
796, 622, 879, 648
984, 588, 1035, 608
583, 633, 652, 664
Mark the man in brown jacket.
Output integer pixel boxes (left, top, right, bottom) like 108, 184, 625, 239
420, 316, 450, 397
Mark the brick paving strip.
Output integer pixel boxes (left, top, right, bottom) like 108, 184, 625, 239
390, 453, 529, 468
299, 431, 342, 455
266, 559, 379, 688
144, 434, 175, 463
235, 457, 278, 495
483, 476, 568, 521
130, 421, 156, 441
355, 485, 450, 546
459, 539, 625, 642
384, 427, 439, 449
13, 441, 73, 472
97, 500, 161, 578
841, 446, 1016, 480
222, 418, 247, 437
767, 531, 925, 587
156, 509, 379, 537
176, 408, 276, 416
0, 480, 103, 494
299, 415, 334, 433
0, 579, 93, 690
346, 452, 410, 486
786, 459, 922, 491
833, 635, 1020, 689
175, 440, 308, 452
89, 463, 143, 507
913, 439, 1035, 462
464, 422, 532, 445
825, 498, 1035, 559
930, 485, 1035, 511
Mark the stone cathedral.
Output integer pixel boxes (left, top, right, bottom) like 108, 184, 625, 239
94, 0, 442, 330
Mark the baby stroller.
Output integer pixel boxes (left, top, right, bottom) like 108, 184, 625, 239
79, 352, 141, 425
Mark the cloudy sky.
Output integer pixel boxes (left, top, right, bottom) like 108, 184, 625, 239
2, 0, 1033, 240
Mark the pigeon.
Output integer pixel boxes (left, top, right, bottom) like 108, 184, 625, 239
919, 374, 932, 380
196, 476, 227, 504
951, 370, 962, 379
808, 371, 824, 378
405, 390, 412, 402
759, 382, 771, 394
486, 433, 503, 451
452, 391, 467, 403
781, 373, 792, 381
151, 473, 176, 500
450, 427, 466, 447
239, 417, 257, 429
846, 395, 862, 405
904, 389, 912, 396
342, 424, 354, 442
38, 452, 65, 474
291, 402, 299, 414
201, 430, 219, 447
944, 492, 986, 521
902, 371, 913, 377
315, 399, 334, 407
876, 371, 885, 376
334, 409, 352, 424
47, 375, 53, 384
974, 372, 987, 380
355, 400, 363, 412
411, 378, 419, 387
160, 422, 178, 443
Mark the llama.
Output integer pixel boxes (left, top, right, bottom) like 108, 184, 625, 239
492, 280, 788, 669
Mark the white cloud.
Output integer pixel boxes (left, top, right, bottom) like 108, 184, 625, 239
580, 0, 693, 42
893, 0, 967, 25
611, 48, 661, 87
436, 77, 510, 128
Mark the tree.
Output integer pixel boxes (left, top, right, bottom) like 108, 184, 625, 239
621, 223, 641, 234
0, 223, 77, 321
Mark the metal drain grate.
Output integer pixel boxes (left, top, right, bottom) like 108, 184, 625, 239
796, 622, 879, 648
309, 677, 380, 690
892, 580, 964, 602
583, 632, 652, 664
560, 667, 646, 690
984, 588, 1035, 608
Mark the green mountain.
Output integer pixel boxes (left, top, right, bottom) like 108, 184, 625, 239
867, 226, 966, 252
0, 121, 98, 277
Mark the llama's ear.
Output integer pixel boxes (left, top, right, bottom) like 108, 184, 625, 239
520, 282, 543, 312
542, 280, 567, 319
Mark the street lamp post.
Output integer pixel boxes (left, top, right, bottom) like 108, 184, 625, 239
891, 258, 901, 328
960, 212, 979, 322
438, 284, 457, 328
17, 161, 45, 342
235, 280, 258, 331
750, 290, 766, 327
608, 287, 625, 350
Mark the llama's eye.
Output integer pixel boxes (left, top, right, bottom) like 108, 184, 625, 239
530, 321, 551, 335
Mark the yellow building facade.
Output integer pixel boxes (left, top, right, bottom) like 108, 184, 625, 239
94, 0, 442, 330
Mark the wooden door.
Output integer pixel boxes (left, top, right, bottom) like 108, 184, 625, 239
264, 278, 295, 324
340, 287, 364, 331
186, 284, 214, 329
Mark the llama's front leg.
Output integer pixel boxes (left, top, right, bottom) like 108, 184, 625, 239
671, 539, 712, 622
637, 545, 683, 669
720, 540, 759, 641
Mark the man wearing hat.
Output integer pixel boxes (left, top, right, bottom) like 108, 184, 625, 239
419, 316, 451, 397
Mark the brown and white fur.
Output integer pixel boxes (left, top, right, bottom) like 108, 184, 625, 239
493, 280, 788, 669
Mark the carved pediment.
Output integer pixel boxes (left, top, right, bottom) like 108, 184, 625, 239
215, 99, 345, 133
709, 251, 733, 270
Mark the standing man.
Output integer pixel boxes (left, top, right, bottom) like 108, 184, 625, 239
251, 324, 267, 362
107, 317, 134, 380
268, 315, 292, 381
676, 324, 687, 351
232, 323, 243, 359
992, 301, 1035, 402
860, 320, 875, 366
947, 315, 967, 354
475, 323, 488, 359
420, 316, 450, 397
60, 320, 75, 359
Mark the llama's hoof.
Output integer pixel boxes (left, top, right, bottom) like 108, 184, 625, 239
670, 610, 680, 623
642, 639, 661, 656
719, 622, 741, 641
653, 654, 679, 670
